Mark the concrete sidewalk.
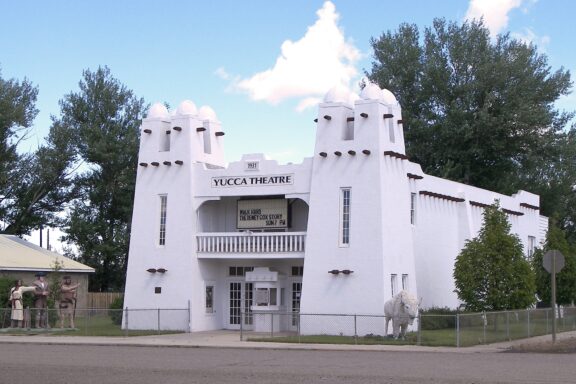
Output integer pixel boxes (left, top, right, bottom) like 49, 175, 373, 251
1, 329, 573, 353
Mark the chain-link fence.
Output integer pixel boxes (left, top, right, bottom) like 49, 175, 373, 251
241, 307, 576, 347
2, 306, 575, 346
0, 307, 190, 336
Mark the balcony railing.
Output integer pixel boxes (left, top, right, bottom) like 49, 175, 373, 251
196, 232, 306, 254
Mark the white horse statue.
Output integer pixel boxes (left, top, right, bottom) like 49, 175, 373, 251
384, 290, 419, 339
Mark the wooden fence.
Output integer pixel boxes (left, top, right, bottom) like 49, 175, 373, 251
86, 292, 123, 309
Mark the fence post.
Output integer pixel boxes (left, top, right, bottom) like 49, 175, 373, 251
527, 310, 531, 338
124, 307, 128, 337
240, 310, 243, 341
456, 313, 460, 348
354, 314, 358, 344
417, 314, 421, 346
297, 313, 301, 344
506, 311, 510, 341
482, 312, 486, 344
188, 300, 191, 333
157, 308, 161, 334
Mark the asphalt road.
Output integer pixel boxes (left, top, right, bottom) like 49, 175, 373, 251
1, 344, 574, 384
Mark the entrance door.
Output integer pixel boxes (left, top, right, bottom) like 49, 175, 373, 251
291, 282, 302, 331
228, 282, 254, 330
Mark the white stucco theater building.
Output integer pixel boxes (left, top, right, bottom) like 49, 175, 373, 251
123, 83, 548, 333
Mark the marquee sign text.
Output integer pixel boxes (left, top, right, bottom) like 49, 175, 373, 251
237, 199, 288, 229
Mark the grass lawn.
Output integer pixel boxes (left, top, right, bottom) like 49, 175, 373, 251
0, 314, 182, 337
249, 330, 457, 347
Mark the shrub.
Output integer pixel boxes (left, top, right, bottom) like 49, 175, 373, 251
108, 295, 124, 326
0, 277, 13, 327
420, 306, 457, 330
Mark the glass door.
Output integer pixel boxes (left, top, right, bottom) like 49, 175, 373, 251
228, 282, 253, 330
291, 282, 302, 331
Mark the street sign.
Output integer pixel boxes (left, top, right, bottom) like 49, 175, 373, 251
543, 250, 565, 273
543, 249, 565, 343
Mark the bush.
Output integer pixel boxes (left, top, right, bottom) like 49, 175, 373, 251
108, 295, 124, 326
0, 277, 13, 327
420, 307, 458, 330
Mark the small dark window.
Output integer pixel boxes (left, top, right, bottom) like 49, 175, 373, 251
154, 287, 162, 294
229, 266, 254, 276
205, 286, 214, 313
291, 266, 304, 276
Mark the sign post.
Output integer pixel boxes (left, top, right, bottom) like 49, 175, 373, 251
543, 250, 565, 343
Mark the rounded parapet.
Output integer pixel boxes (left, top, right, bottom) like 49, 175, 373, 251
147, 103, 170, 119
176, 100, 198, 116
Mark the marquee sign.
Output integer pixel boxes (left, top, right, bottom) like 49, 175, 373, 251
237, 199, 288, 229
211, 174, 294, 188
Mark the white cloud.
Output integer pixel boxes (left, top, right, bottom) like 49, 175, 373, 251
512, 28, 550, 49
214, 67, 231, 80
296, 97, 323, 112
465, 0, 524, 36
233, 1, 361, 109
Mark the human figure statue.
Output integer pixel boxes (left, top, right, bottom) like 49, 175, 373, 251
9, 280, 36, 328
32, 272, 50, 328
58, 275, 79, 328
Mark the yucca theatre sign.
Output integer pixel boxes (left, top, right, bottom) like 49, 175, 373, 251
211, 174, 294, 188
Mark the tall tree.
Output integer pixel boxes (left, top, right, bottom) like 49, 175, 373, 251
453, 202, 536, 311
0, 70, 38, 227
531, 221, 576, 307
1, 119, 77, 235
60, 67, 146, 291
368, 18, 573, 195
519, 129, 576, 242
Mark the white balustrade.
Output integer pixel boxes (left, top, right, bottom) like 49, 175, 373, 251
196, 232, 306, 253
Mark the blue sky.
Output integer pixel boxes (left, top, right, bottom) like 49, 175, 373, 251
1, 0, 575, 166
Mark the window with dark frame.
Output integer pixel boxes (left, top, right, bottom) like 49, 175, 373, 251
340, 188, 351, 246
159, 195, 167, 246
205, 285, 214, 313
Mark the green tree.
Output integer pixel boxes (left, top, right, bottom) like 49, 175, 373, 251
531, 221, 576, 308
2, 120, 77, 235
0, 69, 77, 236
368, 18, 573, 195
454, 202, 536, 311
519, 130, 576, 243
0, 70, 39, 227
60, 67, 146, 291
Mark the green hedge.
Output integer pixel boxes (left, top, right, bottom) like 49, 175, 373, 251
108, 296, 124, 325
420, 307, 458, 330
